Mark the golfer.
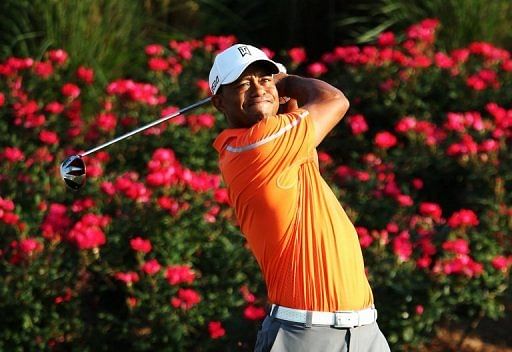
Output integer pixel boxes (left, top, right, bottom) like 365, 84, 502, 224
210, 44, 390, 352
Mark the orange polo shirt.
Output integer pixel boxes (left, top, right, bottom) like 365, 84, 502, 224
213, 109, 373, 311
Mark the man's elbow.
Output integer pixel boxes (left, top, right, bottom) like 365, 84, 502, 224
334, 90, 350, 119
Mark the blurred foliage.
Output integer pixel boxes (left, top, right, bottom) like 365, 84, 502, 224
336, 0, 512, 50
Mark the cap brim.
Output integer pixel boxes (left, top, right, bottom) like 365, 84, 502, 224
222, 59, 280, 87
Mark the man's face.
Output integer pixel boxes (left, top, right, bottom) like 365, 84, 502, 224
213, 63, 279, 128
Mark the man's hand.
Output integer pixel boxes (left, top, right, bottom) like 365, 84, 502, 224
274, 74, 350, 146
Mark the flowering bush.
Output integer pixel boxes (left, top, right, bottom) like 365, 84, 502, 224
0, 21, 511, 351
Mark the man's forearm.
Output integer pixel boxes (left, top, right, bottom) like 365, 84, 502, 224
276, 74, 346, 108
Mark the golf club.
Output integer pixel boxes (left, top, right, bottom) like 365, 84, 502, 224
60, 96, 212, 190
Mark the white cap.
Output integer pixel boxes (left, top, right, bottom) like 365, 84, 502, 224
209, 44, 286, 95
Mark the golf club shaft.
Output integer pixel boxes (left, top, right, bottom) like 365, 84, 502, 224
80, 96, 212, 157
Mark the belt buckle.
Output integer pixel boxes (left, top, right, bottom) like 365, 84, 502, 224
334, 311, 359, 328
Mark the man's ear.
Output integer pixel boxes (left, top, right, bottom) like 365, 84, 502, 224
212, 95, 225, 114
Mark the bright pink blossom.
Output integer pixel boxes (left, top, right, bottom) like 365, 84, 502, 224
171, 288, 201, 310
61, 83, 80, 99
39, 130, 59, 144
145, 44, 165, 56
130, 237, 152, 253
447, 209, 479, 228
356, 227, 373, 248
491, 256, 509, 271
240, 285, 256, 303
374, 131, 398, 149
142, 259, 161, 275
243, 305, 266, 320
442, 239, 469, 255
2, 147, 25, 162
419, 202, 443, 221
114, 271, 139, 285
76, 66, 94, 84
307, 62, 327, 77
96, 113, 117, 132
165, 265, 195, 285
377, 32, 396, 47
347, 114, 368, 135
208, 321, 226, 339
34, 61, 54, 78
148, 57, 169, 71
288, 47, 306, 64
392, 231, 413, 261
48, 49, 68, 65
19, 238, 43, 255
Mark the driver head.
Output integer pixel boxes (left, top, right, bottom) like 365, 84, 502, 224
60, 155, 86, 190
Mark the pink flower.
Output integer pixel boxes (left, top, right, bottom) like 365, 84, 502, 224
96, 113, 117, 132
356, 226, 373, 248
165, 265, 196, 285
442, 239, 469, 255
491, 256, 509, 271
171, 288, 201, 310
447, 209, 479, 228
34, 61, 54, 78
374, 131, 398, 149
243, 305, 266, 320
41, 203, 71, 241
451, 49, 470, 64
114, 271, 140, 285
19, 238, 43, 255
208, 321, 226, 339
130, 237, 152, 253
214, 188, 230, 204
145, 44, 165, 56
240, 285, 256, 303
142, 259, 161, 275
412, 178, 424, 190
76, 66, 94, 84
148, 57, 169, 71
377, 32, 396, 47
392, 231, 413, 261
48, 49, 68, 65
61, 83, 80, 99
39, 130, 59, 144
100, 181, 116, 196
45, 101, 64, 114
307, 62, 327, 77
2, 147, 25, 162
347, 114, 368, 135
479, 139, 499, 153
66, 213, 110, 250
502, 60, 512, 71
396, 194, 413, 207
288, 47, 307, 65
71, 198, 95, 213
434, 52, 454, 69
415, 305, 424, 315
406, 18, 439, 44
466, 75, 486, 90
419, 202, 442, 221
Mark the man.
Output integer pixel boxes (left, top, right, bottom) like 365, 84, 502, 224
210, 44, 390, 352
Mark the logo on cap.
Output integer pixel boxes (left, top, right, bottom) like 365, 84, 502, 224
211, 76, 219, 93
238, 46, 251, 57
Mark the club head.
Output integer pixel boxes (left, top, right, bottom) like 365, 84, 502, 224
60, 155, 86, 190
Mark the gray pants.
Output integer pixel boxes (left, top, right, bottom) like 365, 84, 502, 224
254, 315, 391, 352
